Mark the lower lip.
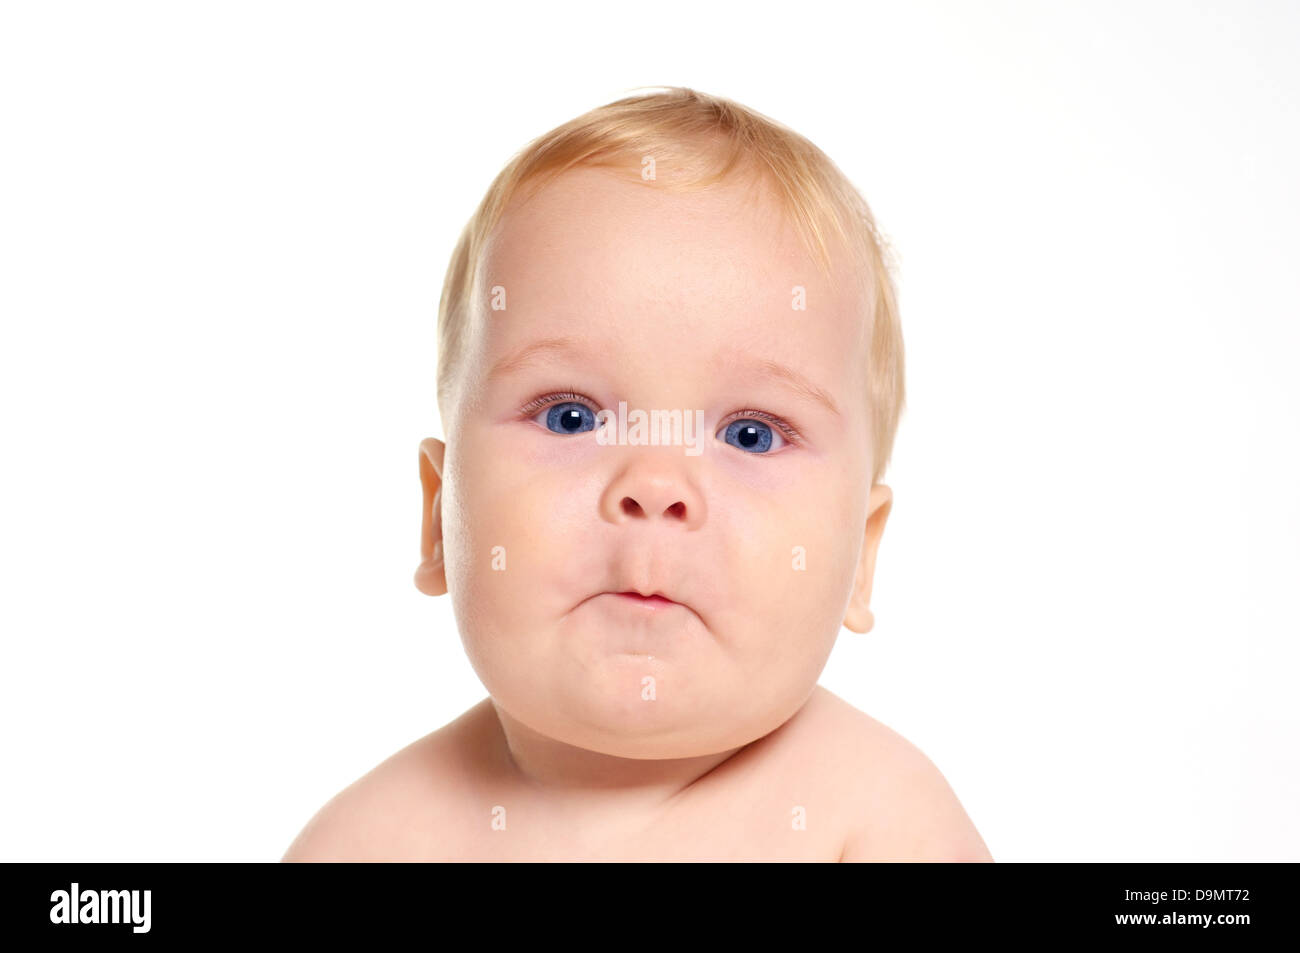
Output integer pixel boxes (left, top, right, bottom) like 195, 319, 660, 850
580, 592, 699, 656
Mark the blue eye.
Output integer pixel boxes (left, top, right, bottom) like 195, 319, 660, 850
537, 401, 597, 434
718, 419, 787, 453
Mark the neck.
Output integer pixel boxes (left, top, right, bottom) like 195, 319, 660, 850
486, 698, 749, 812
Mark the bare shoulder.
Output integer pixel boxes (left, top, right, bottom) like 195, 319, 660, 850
280, 700, 493, 862
805, 686, 994, 862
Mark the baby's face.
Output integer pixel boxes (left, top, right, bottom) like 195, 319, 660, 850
430, 165, 889, 759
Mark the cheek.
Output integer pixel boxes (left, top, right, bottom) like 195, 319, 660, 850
739, 512, 853, 656
441, 428, 599, 637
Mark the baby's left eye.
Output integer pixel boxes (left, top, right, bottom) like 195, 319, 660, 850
716, 418, 787, 453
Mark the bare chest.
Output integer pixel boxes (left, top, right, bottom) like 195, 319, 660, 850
394, 770, 851, 862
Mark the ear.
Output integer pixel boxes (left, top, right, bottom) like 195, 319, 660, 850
413, 437, 448, 597
842, 483, 893, 634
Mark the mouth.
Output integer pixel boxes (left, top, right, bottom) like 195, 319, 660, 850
616, 590, 686, 605
569, 587, 706, 649
611, 590, 681, 610
568, 586, 699, 624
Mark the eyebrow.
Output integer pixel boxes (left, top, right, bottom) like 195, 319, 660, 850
487, 336, 588, 382
744, 356, 842, 419
487, 335, 842, 419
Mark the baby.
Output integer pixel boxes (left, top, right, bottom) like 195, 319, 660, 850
283, 87, 993, 862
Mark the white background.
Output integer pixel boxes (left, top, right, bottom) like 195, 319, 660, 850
1, 0, 1296, 862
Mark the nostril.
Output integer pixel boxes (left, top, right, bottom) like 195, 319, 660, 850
665, 501, 686, 520
621, 497, 644, 517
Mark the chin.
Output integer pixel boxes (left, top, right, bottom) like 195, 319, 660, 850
506, 676, 757, 758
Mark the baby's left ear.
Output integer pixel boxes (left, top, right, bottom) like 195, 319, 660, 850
842, 484, 893, 634
413, 437, 448, 597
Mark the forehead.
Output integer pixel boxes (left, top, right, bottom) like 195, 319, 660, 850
474, 165, 867, 403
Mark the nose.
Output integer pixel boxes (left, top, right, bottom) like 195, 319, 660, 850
599, 458, 707, 530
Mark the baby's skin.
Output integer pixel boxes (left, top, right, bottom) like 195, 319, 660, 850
283, 164, 992, 862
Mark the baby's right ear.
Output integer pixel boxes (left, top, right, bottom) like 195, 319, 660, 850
413, 437, 448, 596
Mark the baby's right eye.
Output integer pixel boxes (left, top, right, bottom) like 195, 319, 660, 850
521, 392, 604, 435
537, 401, 597, 434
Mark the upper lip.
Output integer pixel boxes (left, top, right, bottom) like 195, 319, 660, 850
616, 589, 679, 603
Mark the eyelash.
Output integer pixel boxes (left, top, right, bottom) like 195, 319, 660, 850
517, 389, 804, 446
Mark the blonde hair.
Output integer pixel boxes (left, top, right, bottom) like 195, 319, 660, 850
436, 86, 905, 484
